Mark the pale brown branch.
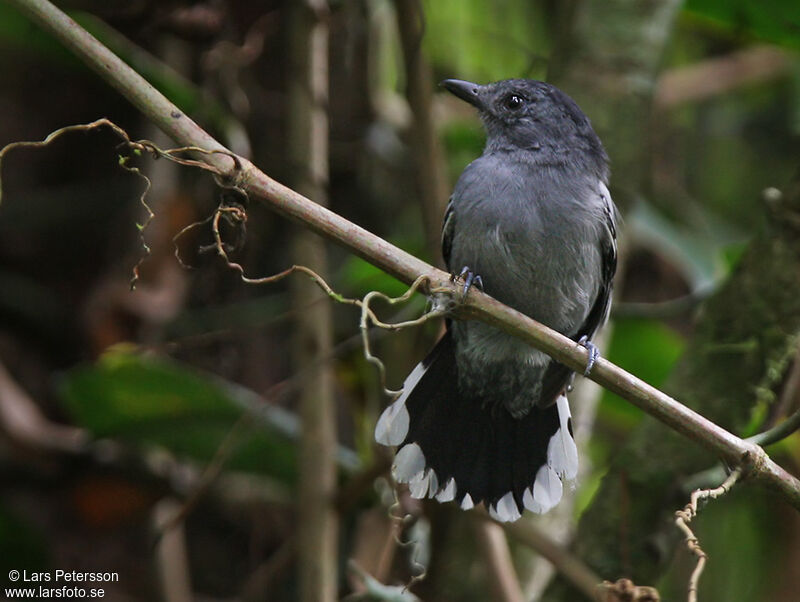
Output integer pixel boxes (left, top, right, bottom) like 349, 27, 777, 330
655, 45, 793, 110
0, 360, 88, 453
500, 517, 602, 601
152, 499, 194, 602
473, 517, 525, 602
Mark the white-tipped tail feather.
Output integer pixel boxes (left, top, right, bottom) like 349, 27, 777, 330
392, 442, 426, 482
489, 492, 522, 523
374, 400, 409, 446
383, 393, 577, 522
523, 465, 563, 514
376, 334, 579, 522
547, 394, 579, 480
374, 360, 428, 446
436, 478, 457, 502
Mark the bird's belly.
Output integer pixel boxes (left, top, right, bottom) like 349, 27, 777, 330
451, 222, 598, 335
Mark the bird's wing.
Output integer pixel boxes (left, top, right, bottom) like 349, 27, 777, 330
575, 181, 617, 341
537, 181, 618, 406
441, 197, 456, 271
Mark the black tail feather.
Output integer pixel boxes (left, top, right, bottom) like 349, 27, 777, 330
376, 331, 576, 521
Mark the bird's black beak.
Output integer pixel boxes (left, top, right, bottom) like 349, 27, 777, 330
441, 79, 482, 110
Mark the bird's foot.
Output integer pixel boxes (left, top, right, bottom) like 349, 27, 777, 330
577, 335, 599, 376
451, 266, 483, 300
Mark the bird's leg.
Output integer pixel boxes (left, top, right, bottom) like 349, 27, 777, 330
451, 266, 484, 299
577, 335, 599, 376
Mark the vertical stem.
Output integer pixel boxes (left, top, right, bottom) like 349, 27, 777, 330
395, 0, 449, 263
153, 499, 194, 602
473, 519, 525, 602
286, 2, 338, 601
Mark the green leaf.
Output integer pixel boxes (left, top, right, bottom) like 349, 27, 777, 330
338, 255, 418, 299
628, 201, 745, 291
599, 318, 686, 429
59, 346, 302, 483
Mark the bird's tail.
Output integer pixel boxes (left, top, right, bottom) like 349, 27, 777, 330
375, 331, 578, 522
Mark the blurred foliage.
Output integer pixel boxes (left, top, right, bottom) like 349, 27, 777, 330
60, 346, 299, 483
657, 490, 783, 601
422, 0, 551, 81
684, 0, 800, 50
0, 3, 82, 68
598, 318, 686, 433
338, 256, 420, 299
0, 504, 48, 575
440, 120, 485, 183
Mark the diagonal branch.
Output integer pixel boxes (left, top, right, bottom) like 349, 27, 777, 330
6, 0, 800, 510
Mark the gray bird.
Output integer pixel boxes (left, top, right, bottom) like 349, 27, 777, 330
375, 78, 618, 522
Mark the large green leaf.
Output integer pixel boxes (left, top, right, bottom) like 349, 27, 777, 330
628, 201, 745, 291
59, 347, 359, 484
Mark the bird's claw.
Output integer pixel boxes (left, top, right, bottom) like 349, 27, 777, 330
452, 266, 483, 299
578, 335, 599, 376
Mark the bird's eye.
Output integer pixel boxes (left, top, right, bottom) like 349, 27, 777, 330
504, 94, 524, 110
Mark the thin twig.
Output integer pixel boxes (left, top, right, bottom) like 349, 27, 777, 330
674, 468, 742, 602
747, 407, 800, 447
383, 488, 428, 591
360, 276, 445, 397
154, 413, 252, 539
612, 290, 708, 320
203, 198, 445, 397
0, 119, 159, 289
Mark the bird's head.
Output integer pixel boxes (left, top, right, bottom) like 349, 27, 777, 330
441, 78, 607, 176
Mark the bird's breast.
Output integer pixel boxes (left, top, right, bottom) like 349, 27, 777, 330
449, 181, 602, 335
